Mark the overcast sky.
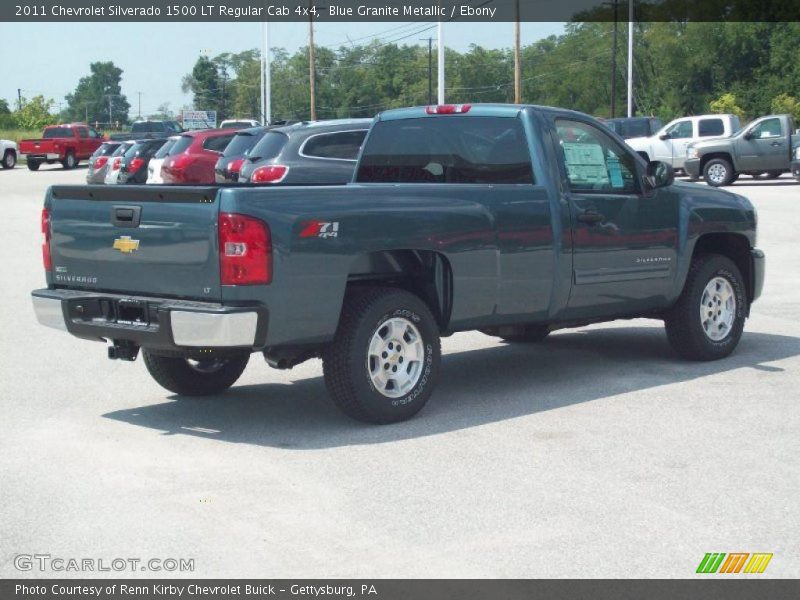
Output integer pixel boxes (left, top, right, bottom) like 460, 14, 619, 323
0, 21, 564, 116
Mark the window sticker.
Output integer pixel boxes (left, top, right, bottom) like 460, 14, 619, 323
562, 142, 610, 186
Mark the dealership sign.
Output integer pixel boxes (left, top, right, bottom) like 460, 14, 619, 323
182, 110, 217, 129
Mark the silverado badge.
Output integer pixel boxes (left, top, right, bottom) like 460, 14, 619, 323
113, 236, 140, 254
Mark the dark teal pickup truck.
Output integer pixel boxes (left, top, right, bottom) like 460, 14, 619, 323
32, 104, 765, 424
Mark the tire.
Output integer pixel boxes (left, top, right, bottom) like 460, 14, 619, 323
27, 160, 40, 171
2, 150, 16, 169
322, 287, 441, 424
482, 324, 550, 343
62, 151, 76, 170
703, 158, 735, 187
765, 170, 782, 179
142, 350, 250, 396
664, 254, 747, 361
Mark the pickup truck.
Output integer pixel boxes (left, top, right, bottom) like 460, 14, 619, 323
31, 104, 765, 424
19, 123, 104, 170
685, 114, 799, 186
109, 120, 184, 142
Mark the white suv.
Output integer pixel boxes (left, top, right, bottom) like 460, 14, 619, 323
1, 139, 17, 169
626, 114, 741, 171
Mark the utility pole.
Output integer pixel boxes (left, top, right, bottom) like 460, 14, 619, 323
137, 92, 142, 119
627, 0, 634, 117
108, 95, 113, 126
611, 0, 618, 118
308, 0, 316, 120
514, 0, 521, 103
261, 19, 271, 124
17, 88, 22, 111
421, 37, 433, 105
437, 20, 445, 104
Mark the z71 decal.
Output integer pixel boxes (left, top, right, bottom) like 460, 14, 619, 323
300, 220, 340, 239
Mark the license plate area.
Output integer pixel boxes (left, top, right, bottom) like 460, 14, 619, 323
66, 297, 159, 329
116, 299, 147, 325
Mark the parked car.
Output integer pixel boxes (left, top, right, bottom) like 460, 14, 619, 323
604, 116, 663, 139
86, 142, 122, 184
220, 118, 260, 129
19, 123, 105, 170
626, 114, 741, 171
146, 136, 179, 184
117, 138, 169, 185
792, 144, 800, 182
685, 114, 799, 186
1, 139, 17, 169
214, 126, 269, 183
32, 103, 764, 424
160, 129, 238, 184
103, 141, 134, 185
239, 119, 371, 184
109, 120, 183, 141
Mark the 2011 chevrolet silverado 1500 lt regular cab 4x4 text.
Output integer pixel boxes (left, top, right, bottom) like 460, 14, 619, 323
31, 104, 765, 424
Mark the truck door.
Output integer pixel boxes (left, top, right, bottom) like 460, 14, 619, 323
737, 117, 789, 172
553, 118, 679, 318
76, 127, 90, 158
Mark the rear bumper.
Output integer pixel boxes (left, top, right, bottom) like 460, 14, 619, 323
684, 158, 702, 179
23, 153, 61, 161
31, 288, 268, 351
751, 248, 765, 304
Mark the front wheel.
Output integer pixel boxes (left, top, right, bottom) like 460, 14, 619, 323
664, 254, 747, 361
2, 150, 16, 169
143, 350, 250, 396
323, 287, 441, 424
703, 158, 735, 187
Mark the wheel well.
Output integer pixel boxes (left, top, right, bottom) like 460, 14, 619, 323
700, 152, 734, 173
692, 233, 754, 303
346, 250, 453, 330
4, 148, 15, 155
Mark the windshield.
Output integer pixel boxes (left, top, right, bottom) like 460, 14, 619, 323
153, 138, 176, 159
222, 131, 265, 157
43, 127, 72, 138
168, 135, 194, 155
248, 131, 288, 161
91, 143, 120, 158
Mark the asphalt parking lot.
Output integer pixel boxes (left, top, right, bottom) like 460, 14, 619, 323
1, 163, 798, 578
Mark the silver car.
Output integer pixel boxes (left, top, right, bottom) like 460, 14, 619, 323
103, 141, 134, 185
86, 142, 122, 183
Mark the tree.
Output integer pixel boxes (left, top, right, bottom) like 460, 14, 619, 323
709, 92, 746, 119
771, 93, 800, 122
15, 95, 55, 129
0, 99, 10, 115
65, 62, 130, 125
182, 55, 225, 119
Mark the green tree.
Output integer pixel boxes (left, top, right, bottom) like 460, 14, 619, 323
709, 92, 746, 119
15, 95, 55, 129
182, 55, 225, 120
0, 99, 10, 114
65, 61, 130, 125
770, 93, 800, 122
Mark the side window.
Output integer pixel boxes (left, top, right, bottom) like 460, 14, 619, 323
203, 134, 234, 153
750, 118, 782, 139
555, 119, 639, 194
77, 127, 89, 139
87, 127, 100, 138
666, 120, 693, 139
698, 118, 724, 137
302, 130, 368, 160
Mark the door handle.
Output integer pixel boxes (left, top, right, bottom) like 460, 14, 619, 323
577, 209, 604, 224
770, 141, 783, 147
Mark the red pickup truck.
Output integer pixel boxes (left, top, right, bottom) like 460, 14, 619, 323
19, 123, 105, 171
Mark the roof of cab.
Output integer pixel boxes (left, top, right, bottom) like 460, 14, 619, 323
376, 103, 599, 122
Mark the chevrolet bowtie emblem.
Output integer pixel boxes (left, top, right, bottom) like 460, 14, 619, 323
113, 236, 140, 254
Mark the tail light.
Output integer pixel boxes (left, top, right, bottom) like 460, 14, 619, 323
128, 157, 145, 172
219, 213, 271, 285
41, 208, 52, 271
228, 158, 244, 173
251, 165, 288, 184
171, 154, 194, 170
425, 104, 471, 114
111, 157, 121, 171
94, 156, 108, 169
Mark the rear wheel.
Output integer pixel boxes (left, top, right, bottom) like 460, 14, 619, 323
62, 151, 76, 170
27, 160, 40, 171
2, 150, 16, 169
703, 158, 735, 187
664, 254, 746, 361
143, 350, 250, 396
765, 170, 782, 179
322, 287, 441, 424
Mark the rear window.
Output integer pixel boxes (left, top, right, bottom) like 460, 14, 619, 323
132, 122, 166, 134
43, 127, 73, 138
153, 139, 176, 159
699, 118, 724, 137
249, 131, 289, 161
609, 118, 662, 138
111, 143, 131, 157
203, 133, 235, 153
301, 130, 368, 160
91, 142, 120, 158
168, 135, 194, 155
223, 131, 265, 157
124, 143, 144, 158
357, 116, 534, 184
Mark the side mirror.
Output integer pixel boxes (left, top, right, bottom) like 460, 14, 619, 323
743, 130, 753, 140
658, 132, 671, 140
645, 161, 675, 190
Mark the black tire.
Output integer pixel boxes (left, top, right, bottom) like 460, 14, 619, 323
703, 158, 735, 187
27, 160, 40, 171
62, 151, 76, 170
765, 170, 782, 179
664, 254, 747, 361
322, 287, 441, 424
142, 350, 250, 396
482, 324, 550, 343
2, 150, 16, 169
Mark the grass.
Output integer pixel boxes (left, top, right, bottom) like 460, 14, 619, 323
0, 129, 41, 144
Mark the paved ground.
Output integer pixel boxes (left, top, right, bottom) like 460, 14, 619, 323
1, 164, 798, 578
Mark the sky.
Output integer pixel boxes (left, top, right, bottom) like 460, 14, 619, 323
0, 21, 564, 117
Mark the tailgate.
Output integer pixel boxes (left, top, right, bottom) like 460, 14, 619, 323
20, 139, 53, 153
47, 185, 222, 301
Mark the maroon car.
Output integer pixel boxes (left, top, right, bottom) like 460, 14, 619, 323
160, 128, 238, 184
